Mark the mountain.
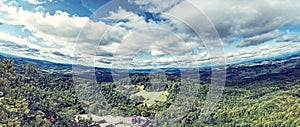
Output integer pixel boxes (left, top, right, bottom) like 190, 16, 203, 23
1, 51, 300, 86
1, 52, 300, 126
0, 52, 72, 74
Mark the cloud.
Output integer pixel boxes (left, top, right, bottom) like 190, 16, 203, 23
0, 32, 40, 49
6, 1, 18, 6
293, 35, 300, 42
96, 50, 114, 57
227, 42, 300, 62
151, 49, 166, 56
1, 0, 300, 68
276, 33, 300, 42
0, 39, 41, 59
97, 59, 112, 64
25, 48, 40, 53
89, 7, 207, 67
276, 34, 297, 42
0, 4, 115, 61
112, 28, 202, 57
52, 51, 66, 57
33, 6, 45, 12
238, 32, 281, 47
0, 40, 27, 50
130, 0, 183, 12
1, 6, 88, 43
26, 0, 46, 5
176, 0, 300, 40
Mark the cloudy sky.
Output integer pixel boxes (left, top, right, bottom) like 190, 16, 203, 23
0, 0, 300, 69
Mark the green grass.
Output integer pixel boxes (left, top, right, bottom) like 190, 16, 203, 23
132, 90, 169, 106
136, 85, 144, 91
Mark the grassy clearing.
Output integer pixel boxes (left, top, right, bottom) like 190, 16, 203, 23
118, 85, 169, 106
133, 90, 169, 106
156, 91, 169, 102
136, 85, 144, 90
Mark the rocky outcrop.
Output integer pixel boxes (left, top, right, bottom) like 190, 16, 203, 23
74, 114, 151, 127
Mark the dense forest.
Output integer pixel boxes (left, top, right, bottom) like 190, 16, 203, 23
1, 57, 300, 126
0, 59, 94, 126
81, 72, 300, 126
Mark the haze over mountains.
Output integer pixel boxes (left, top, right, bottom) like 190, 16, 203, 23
1, 50, 300, 86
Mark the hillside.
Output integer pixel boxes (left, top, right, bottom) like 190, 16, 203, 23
0, 53, 300, 126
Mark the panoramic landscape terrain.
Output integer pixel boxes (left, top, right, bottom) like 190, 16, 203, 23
1, 51, 300, 126
1, 0, 300, 126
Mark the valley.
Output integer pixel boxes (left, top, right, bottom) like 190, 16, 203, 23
0, 52, 300, 126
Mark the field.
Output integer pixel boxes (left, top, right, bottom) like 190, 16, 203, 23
132, 90, 169, 106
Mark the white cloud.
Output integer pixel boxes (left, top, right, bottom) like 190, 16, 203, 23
6, 1, 18, 6
226, 42, 300, 63
1, 1, 300, 68
151, 49, 166, 56
0, 3, 118, 65
91, 7, 208, 68
0, 17, 5, 24
26, 0, 46, 5
0, 32, 40, 49
1, 4, 114, 59
0, 1, 205, 68
105, 7, 135, 20
276, 34, 297, 42
33, 5, 45, 12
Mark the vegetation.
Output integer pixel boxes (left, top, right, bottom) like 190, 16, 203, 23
1, 58, 300, 126
0, 59, 93, 126
82, 72, 300, 126
175, 74, 300, 126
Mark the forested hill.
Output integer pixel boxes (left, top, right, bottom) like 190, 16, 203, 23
1, 52, 300, 86
1, 52, 300, 126
0, 53, 72, 75
0, 58, 94, 126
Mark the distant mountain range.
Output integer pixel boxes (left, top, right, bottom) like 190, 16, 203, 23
0, 52, 72, 74
1, 51, 300, 86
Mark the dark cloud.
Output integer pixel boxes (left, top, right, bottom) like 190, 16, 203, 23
22, 48, 40, 52
130, 61, 173, 68
97, 59, 112, 64
238, 32, 281, 47
96, 51, 113, 57
237, 18, 285, 38
215, 23, 232, 38
24, 52, 40, 57
174, 0, 300, 45
0, 40, 40, 53
52, 51, 66, 57
52, 51, 80, 60
0, 40, 26, 49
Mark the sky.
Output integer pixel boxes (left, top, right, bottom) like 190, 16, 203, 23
0, 0, 300, 69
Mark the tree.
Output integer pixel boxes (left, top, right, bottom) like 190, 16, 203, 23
24, 64, 37, 84
0, 59, 16, 87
